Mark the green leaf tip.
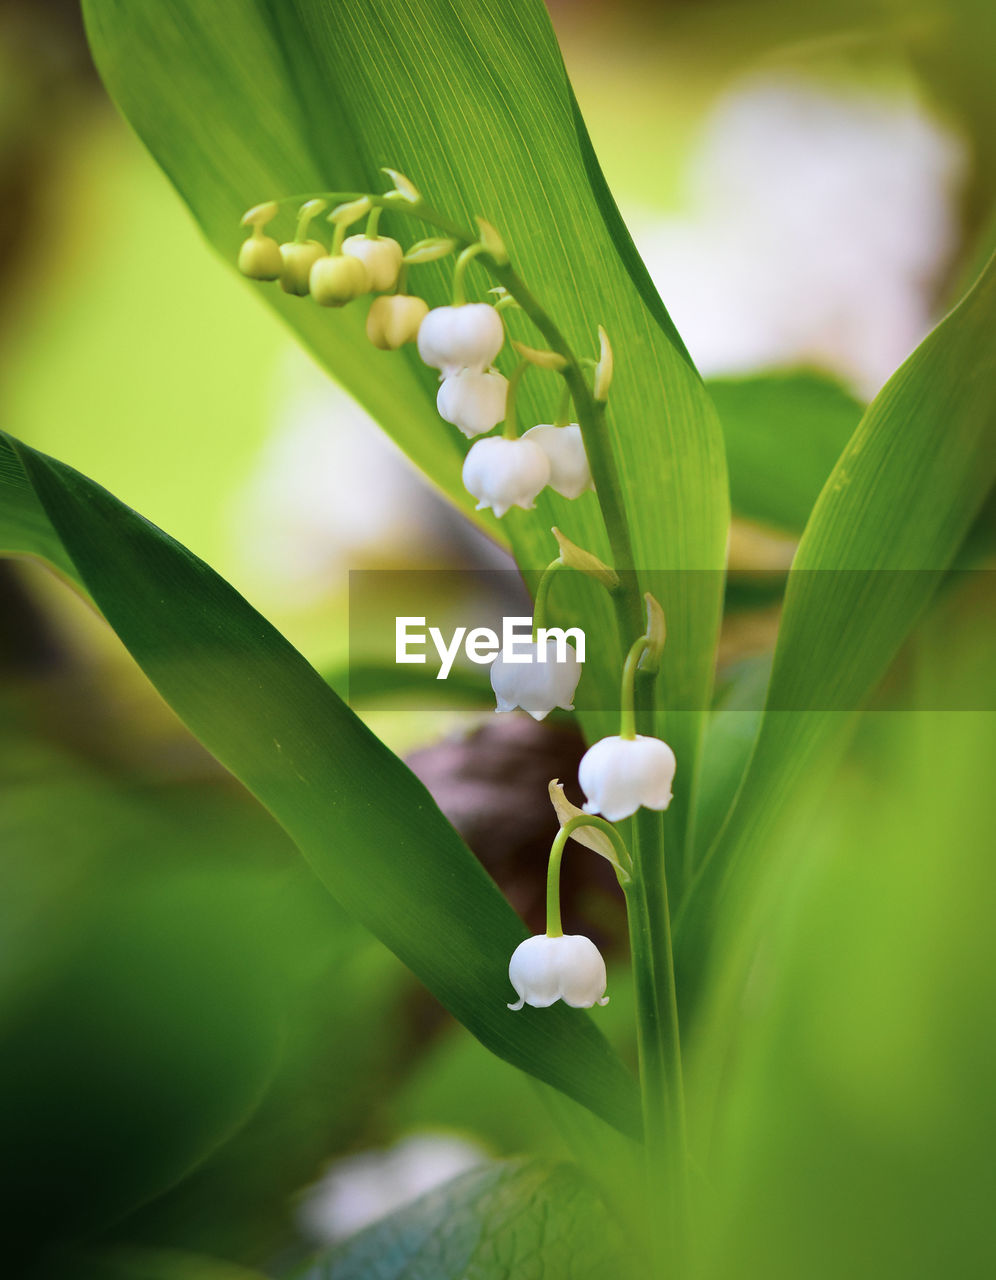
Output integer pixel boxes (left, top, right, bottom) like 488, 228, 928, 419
638, 591, 667, 673
381, 167, 421, 203
551, 526, 619, 590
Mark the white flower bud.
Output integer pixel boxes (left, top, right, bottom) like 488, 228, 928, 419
310, 255, 369, 307
417, 303, 504, 375
462, 437, 550, 518
437, 370, 508, 438
490, 638, 581, 720
366, 294, 430, 349
238, 233, 283, 281
522, 423, 593, 499
342, 234, 404, 292
579, 734, 676, 822
507, 934, 609, 1010
280, 240, 327, 296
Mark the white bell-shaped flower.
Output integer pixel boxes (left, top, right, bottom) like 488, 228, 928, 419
342, 234, 404, 292
462, 437, 550, 518
490, 637, 581, 720
418, 303, 504, 375
507, 934, 609, 1010
522, 423, 593, 499
437, 370, 508, 438
579, 734, 676, 822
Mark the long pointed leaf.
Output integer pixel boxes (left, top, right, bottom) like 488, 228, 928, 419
680, 257, 996, 971
0, 432, 641, 1139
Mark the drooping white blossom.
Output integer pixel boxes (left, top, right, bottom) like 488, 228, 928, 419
437, 369, 508, 438
579, 734, 676, 823
490, 637, 581, 720
418, 303, 504, 375
629, 74, 964, 398
342, 234, 404, 292
507, 933, 609, 1010
461, 436, 550, 517
522, 423, 593, 499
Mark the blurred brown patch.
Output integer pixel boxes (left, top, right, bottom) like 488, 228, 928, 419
406, 714, 628, 953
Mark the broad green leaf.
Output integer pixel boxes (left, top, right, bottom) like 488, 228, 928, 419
707, 371, 863, 533
325, 658, 493, 708
679, 257, 996, 972
0, 664, 407, 1264
0, 432, 640, 1139
75, 1249, 269, 1280
294, 1159, 634, 1280
81, 0, 729, 848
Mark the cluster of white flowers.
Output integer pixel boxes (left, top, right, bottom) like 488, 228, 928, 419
239, 201, 594, 521
417, 302, 592, 516
237, 182, 676, 1023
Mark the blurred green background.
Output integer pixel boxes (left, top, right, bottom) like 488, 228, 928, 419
1, 0, 993, 1275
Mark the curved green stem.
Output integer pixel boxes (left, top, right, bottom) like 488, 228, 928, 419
546, 824, 569, 937
554, 382, 573, 428
330, 219, 347, 255
532, 557, 563, 638
619, 635, 649, 740
547, 816, 633, 937
452, 242, 488, 305
294, 198, 326, 243
486, 261, 641, 631
364, 205, 383, 239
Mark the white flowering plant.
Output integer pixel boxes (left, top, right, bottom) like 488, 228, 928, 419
0, 1, 993, 1278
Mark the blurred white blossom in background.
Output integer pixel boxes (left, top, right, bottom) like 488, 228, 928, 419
228, 351, 455, 606
231, 74, 966, 592
296, 1132, 487, 1244
630, 74, 966, 399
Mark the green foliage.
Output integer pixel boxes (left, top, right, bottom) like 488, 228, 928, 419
708, 371, 863, 533
81, 0, 730, 846
0, 727, 389, 1269
0, 432, 640, 1141
691, 603, 996, 1279
294, 1159, 632, 1280
681, 256, 996, 989
3, 0, 994, 1275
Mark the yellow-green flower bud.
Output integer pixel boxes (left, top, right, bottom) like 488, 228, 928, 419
342, 235, 404, 292
366, 294, 429, 349
280, 241, 327, 296
310, 255, 369, 307
238, 233, 282, 281
238, 201, 282, 281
